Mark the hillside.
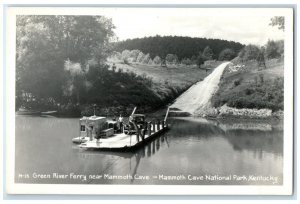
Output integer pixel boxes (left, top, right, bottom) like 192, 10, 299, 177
113, 36, 244, 60
211, 58, 284, 116
98, 61, 217, 116
107, 61, 217, 87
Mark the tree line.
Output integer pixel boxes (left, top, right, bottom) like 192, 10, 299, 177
111, 45, 240, 68
113, 35, 244, 61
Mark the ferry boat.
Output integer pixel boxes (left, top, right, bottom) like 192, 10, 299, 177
72, 107, 170, 151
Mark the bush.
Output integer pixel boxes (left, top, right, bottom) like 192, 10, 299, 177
245, 88, 254, 95
265, 40, 284, 59
219, 48, 236, 61
233, 77, 243, 87
233, 79, 241, 86
181, 58, 193, 65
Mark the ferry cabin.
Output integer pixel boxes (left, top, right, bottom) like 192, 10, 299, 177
79, 116, 113, 140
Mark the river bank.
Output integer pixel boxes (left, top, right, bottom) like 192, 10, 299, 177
217, 104, 283, 119
211, 59, 284, 112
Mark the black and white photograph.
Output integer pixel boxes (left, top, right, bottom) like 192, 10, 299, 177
5, 6, 294, 195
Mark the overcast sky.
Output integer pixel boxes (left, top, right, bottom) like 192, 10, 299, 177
102, 8, 286, 46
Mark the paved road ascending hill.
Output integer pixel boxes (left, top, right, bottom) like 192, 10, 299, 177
170, 62, 231, 115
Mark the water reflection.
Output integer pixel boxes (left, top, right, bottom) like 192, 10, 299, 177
15, 115, 283, 185
77, 133, 169, 184
167, 117, 283, 156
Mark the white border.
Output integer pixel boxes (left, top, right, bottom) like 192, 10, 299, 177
5, 6, 294, 195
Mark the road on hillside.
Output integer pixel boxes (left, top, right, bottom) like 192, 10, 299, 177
170, 62, 231, 115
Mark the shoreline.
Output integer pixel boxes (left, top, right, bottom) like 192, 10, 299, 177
16, 104, 284, 121
215, 104, 283, 120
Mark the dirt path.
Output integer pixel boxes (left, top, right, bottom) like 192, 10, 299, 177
170, 62, 231, 115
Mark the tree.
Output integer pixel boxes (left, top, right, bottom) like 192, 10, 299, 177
16, 17, 66, 102
121, 50, 131, 61
153, 56, 162, 65
191, 55, 197, 64
218, 48, 236, 61
142, 53, 151, 64
161, 58, 167, 67
276, 40, 284, 57
238, 44, 260, 61
148, 59, 154, 65
256, 47, 266, 69
202, 46, 214, 60
63, 59, 87, 103
270, 16, 285, 31
16, 15, 115, 108
136, 52, 145, 63
265, 40, 283, 59
129, 49, 141, 62
197, 52, 205, 68
166, 54, 178, 64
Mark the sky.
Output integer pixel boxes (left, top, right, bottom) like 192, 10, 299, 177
101, 8, 287, 46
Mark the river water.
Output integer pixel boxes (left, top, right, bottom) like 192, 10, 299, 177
15, 115, 283, 185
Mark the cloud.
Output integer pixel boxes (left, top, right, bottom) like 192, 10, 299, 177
103, 8, 285, 45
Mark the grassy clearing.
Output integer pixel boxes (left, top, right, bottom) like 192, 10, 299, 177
212, 59, 284, 112
107, 61, 215, 89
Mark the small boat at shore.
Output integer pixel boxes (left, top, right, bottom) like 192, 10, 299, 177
17, 107, 58, 116
16, 108, 41, 115
41, 110, 58, 115
72, 107, 170, 152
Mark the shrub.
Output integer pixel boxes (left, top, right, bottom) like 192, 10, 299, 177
245, 88, 254, 95
234, 80, 240, 86
181, 58, 192, 65
219, 48, 236, 61
265, 40, 284, 59
233, 77, 243, 87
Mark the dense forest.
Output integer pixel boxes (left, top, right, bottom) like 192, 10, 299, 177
113, 36, 244, 61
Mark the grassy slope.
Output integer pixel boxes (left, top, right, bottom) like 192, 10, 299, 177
211, 59, 284, 112
107, 61, 214, 87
